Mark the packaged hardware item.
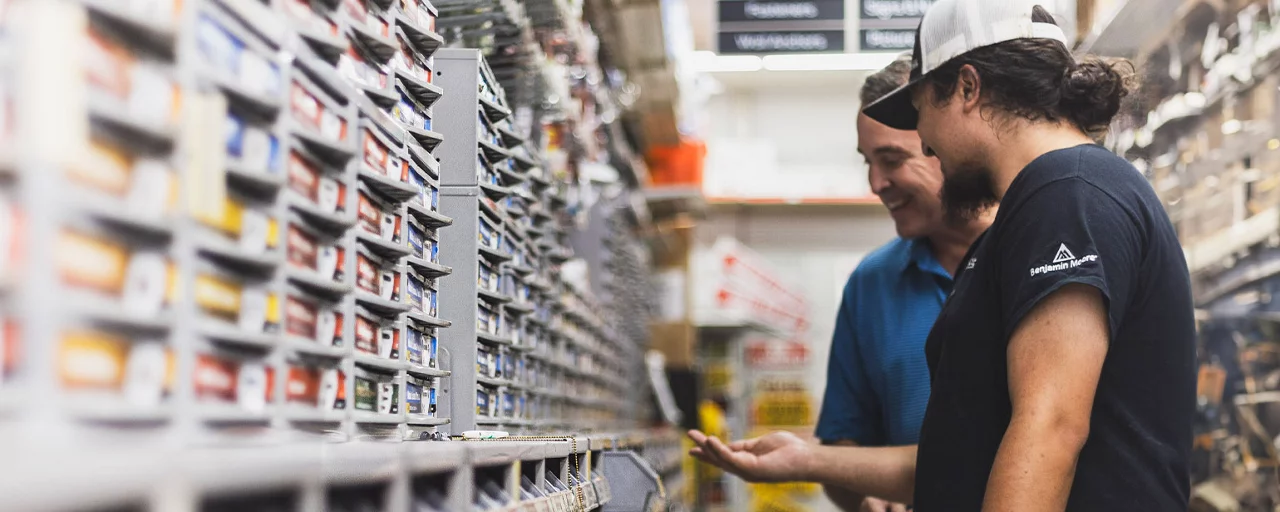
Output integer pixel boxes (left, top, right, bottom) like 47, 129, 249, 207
357, 191, 383, 236
85, 28, 179, 126
380, 267, 400, 301
478, 216, 498, 249
290, 81, 347, 141
477, 260, 497, 292
378, 324, 399, 359
193, 353, 274, 411
426, 287, 437, 317
407, 169, 428, 205
353, 375, 377, 411
391, 88, 427, 129
381, 212, 402, 242
0, 319, 17, 381
58, 231, 174, 317
356, 253, 379, 294
354, 314, 378, 355
363, 129, 406, 181
477, 301, 500, 335
77, 142, 177, 220
416, 0, 436, 32
344, 0, 390, 36
475, 388, 490, 416
407, 218, 426, 258
220, 198, 279, 254
405, 376, 423, 414
285, 296, 344, 347
226, 113, 281, 173
284, 364, 325, 407
378, 381, 398, 414
406, 270, 425, 312
195, 14, 283, 99
194, 273, 277, 333
391, 38, 431, 83
339, 45, 389, 90
326, 368, 346, 409
476, 345, 492, 377
59, 331, 174, 406
502, 391, 514, 418
503, 351, 516, 379
406, 326, 425, 365
288, 152, 347, 214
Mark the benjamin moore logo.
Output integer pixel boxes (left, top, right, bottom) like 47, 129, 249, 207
1052, 243, 1075, 263
1030, 243, 1098, 276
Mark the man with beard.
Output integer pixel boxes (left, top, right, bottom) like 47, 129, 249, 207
689, 1, 1196, 510
691, 55, 992, 512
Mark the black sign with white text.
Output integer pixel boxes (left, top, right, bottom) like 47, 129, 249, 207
859, 28, 916, 50
859, 0, 935, 20
718, 30, 845, 53
718, 0, 844, 22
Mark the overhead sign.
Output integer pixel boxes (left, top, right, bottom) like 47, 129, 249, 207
859, 28, 916, 51
718, 0, 844, 22
717, 0, 845, 54
859, 0, 933, 19
857, 0, 935, 51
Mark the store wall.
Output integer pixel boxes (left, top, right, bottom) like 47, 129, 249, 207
701, 71, 872, 200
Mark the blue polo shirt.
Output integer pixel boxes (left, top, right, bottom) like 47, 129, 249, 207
815, 237, 951, 446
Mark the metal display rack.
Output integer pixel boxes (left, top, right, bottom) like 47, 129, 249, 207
433, 49, 633, 435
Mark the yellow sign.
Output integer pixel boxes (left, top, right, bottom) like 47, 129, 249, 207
752, 391, 812, 427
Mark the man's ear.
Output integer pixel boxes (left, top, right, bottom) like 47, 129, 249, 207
957, 64, 982, 112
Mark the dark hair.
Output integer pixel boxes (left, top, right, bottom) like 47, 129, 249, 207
923, 6, 1136, 135
860, 53, 913, 105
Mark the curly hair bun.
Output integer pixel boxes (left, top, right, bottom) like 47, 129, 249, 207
1060, 58, 1135, 134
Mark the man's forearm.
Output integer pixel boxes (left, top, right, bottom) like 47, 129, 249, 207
822, 484, 866, 511
806, 445, 917, 504
982, 417, 1087, 511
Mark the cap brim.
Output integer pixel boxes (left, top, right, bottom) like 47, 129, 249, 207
861, 77, 923, 131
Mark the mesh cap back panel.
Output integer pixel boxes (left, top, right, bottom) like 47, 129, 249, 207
918, 0, 1069, 75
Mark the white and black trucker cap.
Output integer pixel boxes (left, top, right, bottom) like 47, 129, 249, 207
861, 0, 1070, 130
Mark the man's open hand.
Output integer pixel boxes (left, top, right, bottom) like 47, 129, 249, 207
687, 430, 815, 483
860, 496, 909, 512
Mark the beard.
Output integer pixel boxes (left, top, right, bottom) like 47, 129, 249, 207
940, 164, 998, 225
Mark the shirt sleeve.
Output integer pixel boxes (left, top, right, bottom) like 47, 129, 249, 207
815, 277, 884, 445
997, 177, 1142, 343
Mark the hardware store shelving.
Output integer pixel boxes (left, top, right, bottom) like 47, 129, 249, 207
0, 0, 677, 509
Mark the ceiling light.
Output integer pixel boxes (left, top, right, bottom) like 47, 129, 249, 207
1222, 119, 1243, 135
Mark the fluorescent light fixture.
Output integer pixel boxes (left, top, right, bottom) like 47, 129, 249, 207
689, 51, 902, 73
690, 51, 762, 72
761, 52, 901, 71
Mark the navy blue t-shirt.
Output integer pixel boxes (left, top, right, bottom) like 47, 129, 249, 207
914, 144, 1196, 511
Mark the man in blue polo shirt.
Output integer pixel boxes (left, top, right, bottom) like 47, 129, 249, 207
687, 56, 993, 512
